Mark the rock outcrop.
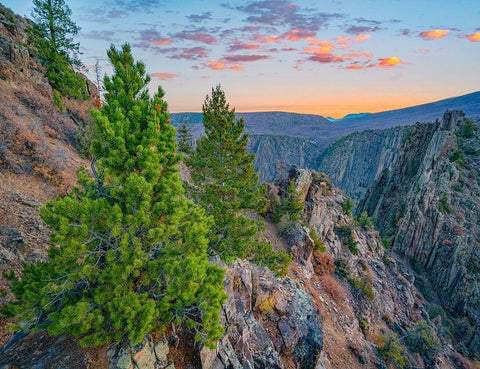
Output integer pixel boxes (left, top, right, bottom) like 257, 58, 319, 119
358, 110, 480, 359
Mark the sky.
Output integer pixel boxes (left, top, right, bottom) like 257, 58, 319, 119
3, 0, 480, 118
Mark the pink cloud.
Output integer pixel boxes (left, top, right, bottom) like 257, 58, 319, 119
152, 37, 173, 46
151, 72, 180, 80
228, 40, 260, 52
307, 53, 344, 63
419, 29, 451, 40
172, 46, 209, 60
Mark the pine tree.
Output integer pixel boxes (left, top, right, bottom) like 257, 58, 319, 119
177, 120, 194, 155
187, 85, 291, 275
273, 179, 304, 223
3, 44, 227, 348
30, 0, 87, 99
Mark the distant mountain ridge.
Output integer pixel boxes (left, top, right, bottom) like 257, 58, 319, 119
171, 111, 336, 139
171, 91, 480, 182
335, 91, 480, 131
326, 112, 371, 122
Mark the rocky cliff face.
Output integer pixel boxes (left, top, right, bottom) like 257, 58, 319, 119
249, 134, 324, 182
358, 110, 480, 359
316, 126, 411, 201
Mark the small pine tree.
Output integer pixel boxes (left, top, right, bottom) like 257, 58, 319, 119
30, 0, 87, 99
3, 44, 226, 348
274, 179, 303, 223
187, 85, 290, 275
177, 120, 194, 154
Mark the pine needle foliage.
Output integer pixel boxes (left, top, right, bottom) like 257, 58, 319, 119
2, 44, 227, 348
30, 0, 88, 99
187, 85, 291, 276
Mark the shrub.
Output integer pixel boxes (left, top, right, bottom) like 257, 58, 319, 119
376, 333, 411, 369
350, 276, 374, 301
457, 118, 477, 139
52, 89, 63, 111
258, 295, 275, 314
451, 149, 464, 168
438, 194, 452, 213
342, 197, 355, 216
358, 318, 368, 335
407, 321, 440, 360
345, 235, 359, 254
334, 257, 350, 280
273, 180, 304, 223
320, 274, 344, 303
309, 229, 326, 251
277, 214, 296, 237
357, 211, 373, 230
381, 237, 393, 250
313, 251, 335, 275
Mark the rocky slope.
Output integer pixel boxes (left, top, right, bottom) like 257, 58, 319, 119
316, 126, 411, 201
358, 110, 480, 359
0, 3, 96, 340
2, 167, 475, 368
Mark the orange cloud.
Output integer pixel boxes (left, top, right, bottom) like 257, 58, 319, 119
253, 29, 316, 43
306, 38, 335, 53
151, 72, 180, 80
204, 60, 245, 71
419, 29, 451, 40
229, 65, 245, 71
347, 65, 363, 70
205, 60, 226, 70
378, 56, 404, 67
335, 36, 354, 49
465, 32, 480, 42
355, 34, 371, 42
152, 38, 172, 46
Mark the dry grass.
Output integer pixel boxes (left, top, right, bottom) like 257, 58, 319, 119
320, 274, 345, 303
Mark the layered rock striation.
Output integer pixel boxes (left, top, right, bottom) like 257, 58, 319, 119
358, 110, 480, 358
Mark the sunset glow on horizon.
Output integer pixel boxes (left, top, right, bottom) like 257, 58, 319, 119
4, 0, 479, 118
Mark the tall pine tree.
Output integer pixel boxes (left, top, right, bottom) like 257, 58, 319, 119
30, 0, 87, 99
187, 85, 290, 276
3, 44, 226, 348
